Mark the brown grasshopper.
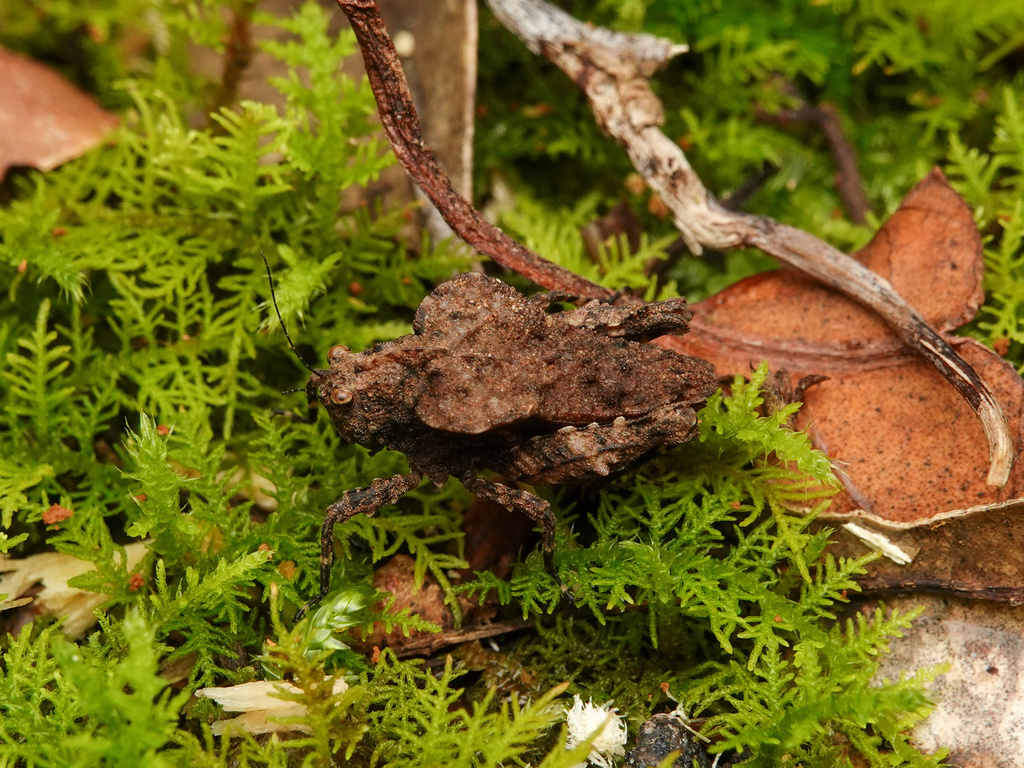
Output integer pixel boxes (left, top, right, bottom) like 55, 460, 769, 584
273, 269, 716, 608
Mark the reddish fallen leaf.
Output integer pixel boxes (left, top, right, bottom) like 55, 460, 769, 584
663, 169, 1024, 526
0, 46, 119, 179
659, 170, 1024, 604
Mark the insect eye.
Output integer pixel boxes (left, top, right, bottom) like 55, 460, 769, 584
330, 388, 353, 406
328, 344, 349, 364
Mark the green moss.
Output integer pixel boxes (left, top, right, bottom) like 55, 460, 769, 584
3, 0, 1016, 765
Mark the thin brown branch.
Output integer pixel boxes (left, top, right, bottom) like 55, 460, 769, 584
334, 0, 613, 301
207, 0, 257, 121
854, 577, 1024, 603
486, 0, 1012, 486
758, 98, 870, 224
392, 619, 534, 658
816, 103, 871, 224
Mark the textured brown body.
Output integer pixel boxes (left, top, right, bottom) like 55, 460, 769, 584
303, 272, 715, 604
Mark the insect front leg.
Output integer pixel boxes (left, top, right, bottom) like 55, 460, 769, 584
302, 471, 423, 617
460, 474, 573, 602
272, 390, 320, 424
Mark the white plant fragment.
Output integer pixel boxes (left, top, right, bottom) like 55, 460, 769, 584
842, 522, 916, 564
196, 678, 349, 736
565, 694, 628, 768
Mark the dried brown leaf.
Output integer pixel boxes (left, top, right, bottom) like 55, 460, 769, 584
663, 171, 1024, 526
0, 46, 118, 179
830, 501, 1024, 602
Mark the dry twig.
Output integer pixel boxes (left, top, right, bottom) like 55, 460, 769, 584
391, 619, 534, 658
757, 96, 870, 224
207, 0, 257, 121
333, 0, 1012, 486
485, 0, 1012, 486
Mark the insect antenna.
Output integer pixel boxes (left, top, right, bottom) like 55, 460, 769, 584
261, 251, 317, 374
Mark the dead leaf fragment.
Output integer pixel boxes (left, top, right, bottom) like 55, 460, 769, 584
663, 171, 1024, 526
0, 542, 148, 637
196, 678, 348, 736
42, 503, 73, 525
460, 495, 534, 579
831, 500, 1024, 603
0, 45, 119, 179
349, 554, 523, 657
349, 554, 456, 653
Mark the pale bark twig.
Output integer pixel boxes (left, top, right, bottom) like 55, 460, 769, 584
486, 0, 1012, 487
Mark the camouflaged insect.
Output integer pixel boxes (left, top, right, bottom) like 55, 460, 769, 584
303, 272, 716, 603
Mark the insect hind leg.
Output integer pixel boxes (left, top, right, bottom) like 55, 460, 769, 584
460, 474, 574, 603
560, 298, 693, 341
500, 403, 699, 485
